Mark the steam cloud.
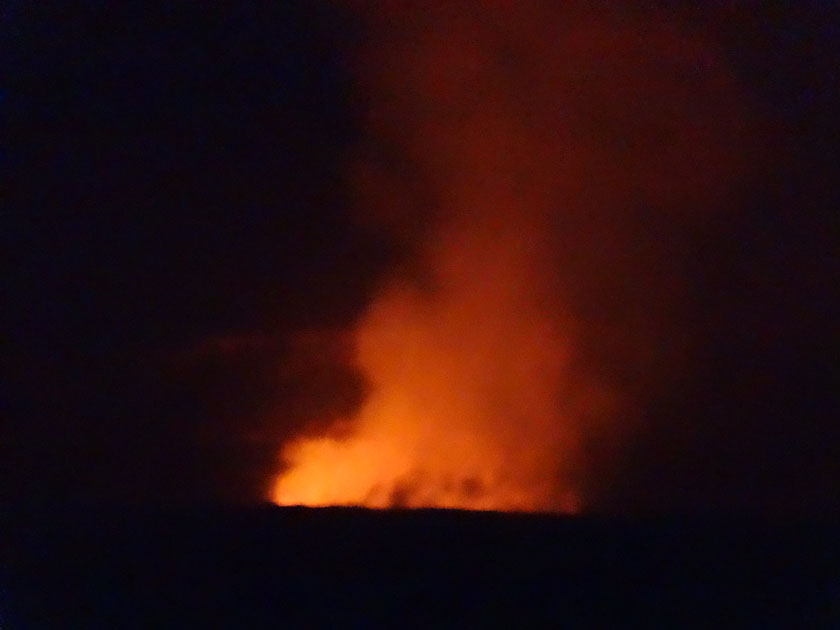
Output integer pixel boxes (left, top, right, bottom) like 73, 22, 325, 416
272, 1, 755, 512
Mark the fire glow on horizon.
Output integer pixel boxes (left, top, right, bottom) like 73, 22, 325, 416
271, 1, 754, 513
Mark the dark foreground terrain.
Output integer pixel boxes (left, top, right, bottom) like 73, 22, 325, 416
3, 505, 839, 627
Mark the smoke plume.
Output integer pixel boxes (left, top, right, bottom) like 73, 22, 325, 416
272, 1, 755, 512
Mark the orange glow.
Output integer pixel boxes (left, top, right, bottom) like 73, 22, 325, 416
274, 219, 584, 513
271, 2, 753, 513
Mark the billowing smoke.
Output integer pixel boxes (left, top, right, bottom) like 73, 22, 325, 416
272, 1, 755, 512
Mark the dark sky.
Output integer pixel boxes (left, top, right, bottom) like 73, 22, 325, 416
5, 1, 839, 512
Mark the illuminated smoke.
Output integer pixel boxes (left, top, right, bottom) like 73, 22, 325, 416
272, 1, 753, 512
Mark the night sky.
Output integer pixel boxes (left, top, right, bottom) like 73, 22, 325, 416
6, 1, 839, 514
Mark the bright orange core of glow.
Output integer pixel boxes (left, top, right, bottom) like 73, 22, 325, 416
271, 224, 583, 514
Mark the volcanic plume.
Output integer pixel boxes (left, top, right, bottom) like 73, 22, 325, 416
272, 2, 754, 512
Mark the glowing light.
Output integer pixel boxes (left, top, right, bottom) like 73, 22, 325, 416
273, 230, 583, 513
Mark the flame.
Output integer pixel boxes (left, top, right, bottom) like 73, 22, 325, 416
270, 2, 752, 513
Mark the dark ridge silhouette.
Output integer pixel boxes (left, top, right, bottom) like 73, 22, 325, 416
4, 505, 838, 626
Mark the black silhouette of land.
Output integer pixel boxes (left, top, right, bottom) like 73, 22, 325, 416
4, 505, 838, 626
